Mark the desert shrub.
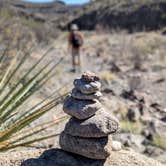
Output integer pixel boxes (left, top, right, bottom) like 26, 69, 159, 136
120, 120, 142, 134
153, 135, 166, 150
0, 46, 68, 151
0, 7, 12, 19
20, 17, 43, 29
100, 71, 116, 83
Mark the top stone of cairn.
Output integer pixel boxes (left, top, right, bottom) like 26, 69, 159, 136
82, 71, 100, 82
74, 71, 101, 95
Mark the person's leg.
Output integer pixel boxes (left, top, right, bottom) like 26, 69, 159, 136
77, 49, 82, 68
72, 49, 76, 72
77, 49, 81, 68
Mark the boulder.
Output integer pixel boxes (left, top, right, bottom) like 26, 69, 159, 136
59, 132, 112, 159
71, 88, 102, 100
74, 79, 101, 94
64, 109, 119, 138
63, 96, 102, 119
21, 148, 165, 166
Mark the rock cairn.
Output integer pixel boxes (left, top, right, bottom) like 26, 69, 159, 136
60, 71, 121, 160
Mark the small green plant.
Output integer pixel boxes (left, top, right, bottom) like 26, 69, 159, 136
0, 8, 12, 19
120, 120, 142, 134
0, 46, 68, 151
153, 135, 166, 150
20, 17, 43, 29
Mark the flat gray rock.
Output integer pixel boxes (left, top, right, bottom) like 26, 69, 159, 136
59, 132, 112, 159
63, 96, 102, 119
64, 109, 119, 138
74, 79, 101, 94
71, 88, 102, 100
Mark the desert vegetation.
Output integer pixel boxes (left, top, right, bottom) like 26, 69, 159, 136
0, 46, 69, 151
0, 0, 165, 165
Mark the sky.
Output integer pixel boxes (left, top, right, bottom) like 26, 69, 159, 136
24, 0, 90, 5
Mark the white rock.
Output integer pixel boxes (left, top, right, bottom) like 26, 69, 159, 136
112, 141, 122, 151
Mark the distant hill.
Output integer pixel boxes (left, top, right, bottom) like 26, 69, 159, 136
0, 0, 166, 48
1, 0, 165, 33
71, 0, 166, 31
0, 0, 82, 27
0, 0, 83, 46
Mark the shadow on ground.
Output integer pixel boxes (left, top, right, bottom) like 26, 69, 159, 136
21, 148, 106, 166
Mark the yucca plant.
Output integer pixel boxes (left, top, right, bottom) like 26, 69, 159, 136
0, 46, 69, 151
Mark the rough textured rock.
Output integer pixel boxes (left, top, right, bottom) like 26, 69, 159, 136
82, 71, 100, 82
74, 79, 101, 94
71, 88, 102, 100
63, 96, 102, 119
21, 148, 165, 166
64, 109, 119, 138
59, 132, 112, 159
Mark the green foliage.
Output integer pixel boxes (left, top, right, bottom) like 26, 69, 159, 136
0, 46, 68, 151
0, 8, 12, 19
120, 120, 142, 134
20, 17, 43, 29
153, 135, 166, 150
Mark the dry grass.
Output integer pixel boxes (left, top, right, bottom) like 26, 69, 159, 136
100, 71, 116, 83
118, 103, 128, 120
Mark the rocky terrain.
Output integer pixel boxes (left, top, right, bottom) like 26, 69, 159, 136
72, 0, 166, 31
1, 148, 164, 166
0, 30, 165, 165
0, 0, 82, 24
0, 0, 82, 47
0, 0, 165, 165
0, 0, 165, 48
1, 70, 165, 165
32, 31, 166, 164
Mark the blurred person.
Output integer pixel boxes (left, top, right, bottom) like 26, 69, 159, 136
68, 24, 84, 72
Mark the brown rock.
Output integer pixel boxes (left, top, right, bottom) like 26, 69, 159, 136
82, 71, 100, 82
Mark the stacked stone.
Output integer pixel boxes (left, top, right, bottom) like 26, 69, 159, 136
60, 71, 120, 160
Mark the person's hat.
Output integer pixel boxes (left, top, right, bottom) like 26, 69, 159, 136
71, 24, 79, 31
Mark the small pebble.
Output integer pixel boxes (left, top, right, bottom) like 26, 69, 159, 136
112, 141, 122, 151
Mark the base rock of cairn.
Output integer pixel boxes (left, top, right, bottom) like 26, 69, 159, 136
60, 71, 121, 160
60, 132, 112, 159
